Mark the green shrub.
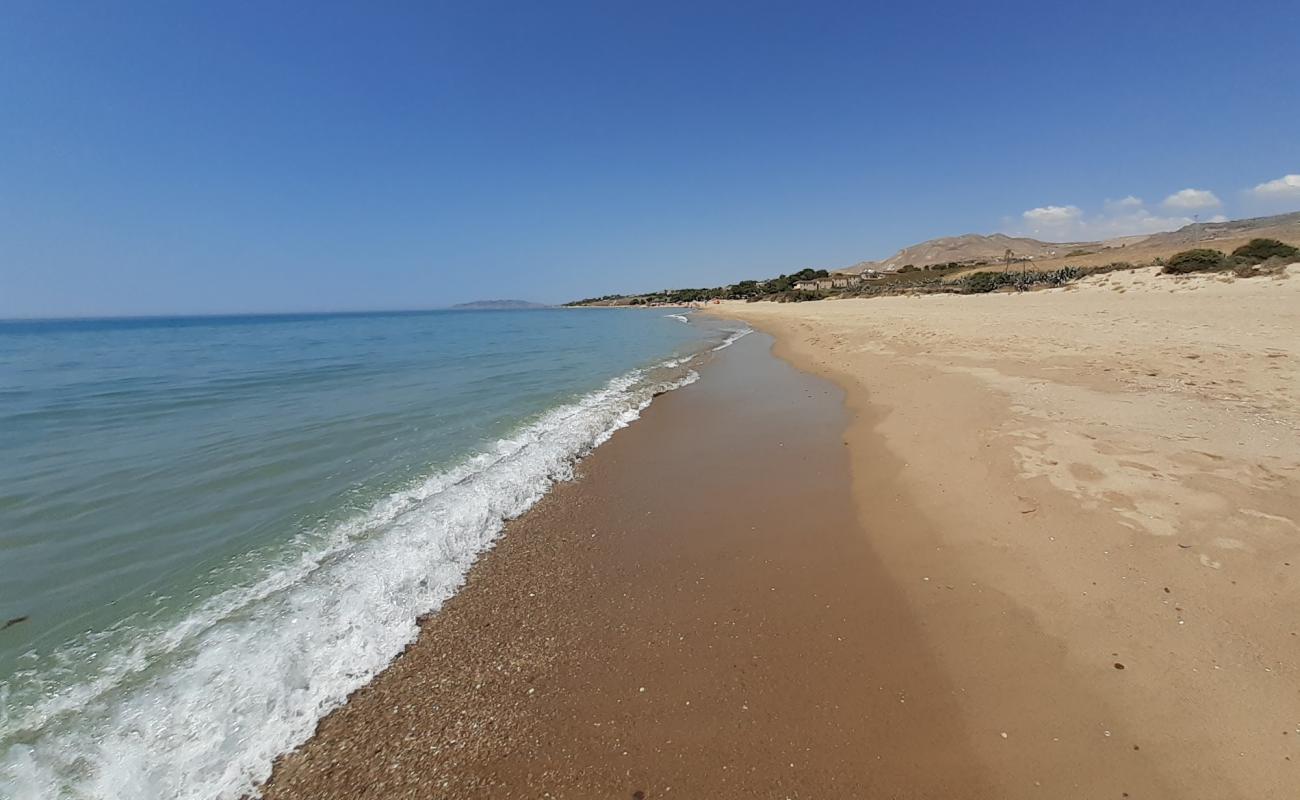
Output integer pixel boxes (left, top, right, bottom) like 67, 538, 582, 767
1039, 266, 1085, 286
774, 290, 821, 303
959, 267, 1086, 294
1231, 238, 1299, 264
1164, 249, 1227, 274
960, 271, 1007, 293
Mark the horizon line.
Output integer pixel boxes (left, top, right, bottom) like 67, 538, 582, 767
0, 304, 566, 324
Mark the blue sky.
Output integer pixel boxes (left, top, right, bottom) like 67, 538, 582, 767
2, 0, 1298, 316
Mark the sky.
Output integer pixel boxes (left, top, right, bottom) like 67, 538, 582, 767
2, 0, 1298, 317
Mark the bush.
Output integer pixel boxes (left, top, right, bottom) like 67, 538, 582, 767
1086, 261, 1134, 276
1164, 249, 1227, 274
960, 271, 1006, 293
959, 267, 1086, 294
1231, 238, 1299, 264
1037, 266, 1085, 287
774, 290, 821, 303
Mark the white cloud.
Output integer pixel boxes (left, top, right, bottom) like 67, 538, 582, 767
1106, 195, 1143, 210
1094, 209, 1195, 237
1020, 205, 1085, 239
1249, 174, 1300, 200
1022, 205, 1081, 227
1163, 188, 1221, 209
1014, 197, 1192, 240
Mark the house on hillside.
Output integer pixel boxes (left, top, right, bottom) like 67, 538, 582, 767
793, 274, 864, 291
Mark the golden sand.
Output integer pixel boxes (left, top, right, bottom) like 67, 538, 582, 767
264, 334, 1001, 798
711, 265, 1300, 798
261, 266, 1297, 798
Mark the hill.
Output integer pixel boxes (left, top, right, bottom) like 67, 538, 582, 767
839, 211, 1300, 274
562, 211, 1300, 306
450, 300, 550, 310
840, 233, 1089, 273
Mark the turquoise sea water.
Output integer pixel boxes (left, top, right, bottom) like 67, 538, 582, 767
0, 308, 747, 799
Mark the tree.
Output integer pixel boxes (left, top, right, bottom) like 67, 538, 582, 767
789, 268, 829, 282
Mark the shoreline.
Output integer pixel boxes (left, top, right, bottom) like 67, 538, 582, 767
709, 266, 1299, 797
256, 266, 1297, 798
741, 315, 1179, 797
261, 332, 999, 798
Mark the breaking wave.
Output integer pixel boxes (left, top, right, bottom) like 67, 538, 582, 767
0, 361, 699, 800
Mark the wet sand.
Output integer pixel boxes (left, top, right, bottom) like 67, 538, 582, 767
710, 267, 1300, 798
262, 333, 1002, 798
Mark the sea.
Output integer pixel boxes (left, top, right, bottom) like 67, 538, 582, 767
0, 308, 749, 799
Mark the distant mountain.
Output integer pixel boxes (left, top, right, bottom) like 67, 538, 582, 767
837, 211, 1300, 274
450, 300, 550, 310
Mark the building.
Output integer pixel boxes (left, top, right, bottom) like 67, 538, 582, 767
793, 274, 864, 291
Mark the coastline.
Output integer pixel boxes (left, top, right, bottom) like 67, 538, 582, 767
262, 332, 999, 798
709, 266, 1300, 798
256, 266, 1297, 798
2, 310, 731, 800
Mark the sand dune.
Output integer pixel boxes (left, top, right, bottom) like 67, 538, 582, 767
712, 266, 1300, 798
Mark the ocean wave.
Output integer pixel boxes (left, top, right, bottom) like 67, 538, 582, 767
711, 327, 752, 351
664, 313, 690, 323
0, 360, 698, 800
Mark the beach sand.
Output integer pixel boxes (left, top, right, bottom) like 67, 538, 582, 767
711, 266, 1300, 798
263, 332, 1000, 798
261, 266, 1297, 799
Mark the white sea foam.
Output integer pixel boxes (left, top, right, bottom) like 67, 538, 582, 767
711, 327, 752, 351
664, 313, 690, 323
659, 354, 695, 368
0, 362, 698, 800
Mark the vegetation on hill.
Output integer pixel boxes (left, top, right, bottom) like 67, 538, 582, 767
568, 263, 1096, 305
1232, 238, 1299, 263
1162, 239, 1299, 276
566, 218, 1300, 307
850, 211, 1300, 274
958, 267, 1085, 294
566, 269, 830, 306
1163, 249, 1228, 274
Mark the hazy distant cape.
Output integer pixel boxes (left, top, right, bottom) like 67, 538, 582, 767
450, 300, 550, 310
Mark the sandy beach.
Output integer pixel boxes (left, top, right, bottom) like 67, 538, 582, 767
263, 332, 1003, 798
258, 267, 1298, 799
12, 6, 1300, 798
712, 266, 1300, 798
